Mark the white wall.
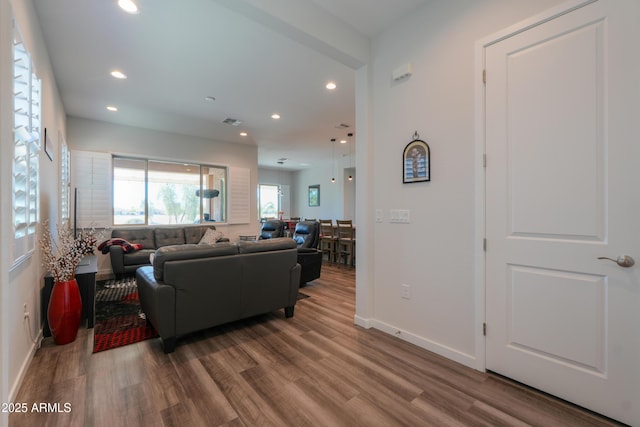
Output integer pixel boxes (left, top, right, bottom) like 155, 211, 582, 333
1, 0, 68, 424
259, 165, 357, 222
293, 159, 347, 221
359, 0, 565, 367
67, 116, 262, 243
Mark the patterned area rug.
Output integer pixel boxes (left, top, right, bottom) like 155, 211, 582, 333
93, 277, 158, 353
93, 277, 310, 353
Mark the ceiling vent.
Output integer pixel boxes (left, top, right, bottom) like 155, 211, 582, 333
222, 118, 243, 126
335, 123, 350, 129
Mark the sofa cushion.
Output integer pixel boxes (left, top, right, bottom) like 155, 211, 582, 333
184, 225, 216, 244
237, 237, 297, 254
154, 228, 186, 248
111, 228, 156, 250
198, 228, 223, 245
124, 249, 156, 266
153, 242, 238, 281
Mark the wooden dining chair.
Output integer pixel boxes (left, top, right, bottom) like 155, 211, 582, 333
319, 219, 336, 263
336, 220, 355, 266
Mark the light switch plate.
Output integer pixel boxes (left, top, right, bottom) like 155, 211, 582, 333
390, 209, 410, 223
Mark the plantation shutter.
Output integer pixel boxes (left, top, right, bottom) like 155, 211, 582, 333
12, 18, 41, 264
228, 166, 250, 224
71, 151, 112, 228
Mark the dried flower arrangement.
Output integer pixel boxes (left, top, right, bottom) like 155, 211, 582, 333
39, 221, 106, 282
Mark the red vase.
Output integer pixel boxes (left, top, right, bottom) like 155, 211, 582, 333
48, 278, 82, 345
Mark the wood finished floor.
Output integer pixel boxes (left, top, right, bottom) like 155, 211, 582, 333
11, 263, 622, 427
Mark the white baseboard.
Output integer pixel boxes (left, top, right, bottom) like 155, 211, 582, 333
353, 314, 373, 329
9, 330, 42, 402
356, 318, 478, 370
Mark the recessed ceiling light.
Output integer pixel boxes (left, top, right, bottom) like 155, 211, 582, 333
240, 132, 247, 137
340, 139, 347, 144
204, 96, 216, 102
110, 70, 127, 79
326, 82, 337, 90
106, 106, 118, 112
271, 113, 281, 120
118, 0, 140, 14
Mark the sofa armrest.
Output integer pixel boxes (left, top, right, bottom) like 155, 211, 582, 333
109, 245, 125, 275
136, 266, 176, 345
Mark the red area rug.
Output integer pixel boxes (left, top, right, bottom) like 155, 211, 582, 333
93, 278, 158, 353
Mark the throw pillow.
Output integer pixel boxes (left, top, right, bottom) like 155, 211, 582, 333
149, 252, 155, 265
199, 228, 223, 245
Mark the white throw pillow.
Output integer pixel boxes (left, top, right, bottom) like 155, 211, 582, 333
199, 228, 223, 245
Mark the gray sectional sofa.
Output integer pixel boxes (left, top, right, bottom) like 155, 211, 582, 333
105, 225, 227, 277
136, 238, 301, 353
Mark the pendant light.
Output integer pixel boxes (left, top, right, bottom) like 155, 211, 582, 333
347, 133, 353, 181
331, 138, 336, 183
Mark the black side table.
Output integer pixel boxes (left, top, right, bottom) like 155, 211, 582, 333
42, 255, 98, 337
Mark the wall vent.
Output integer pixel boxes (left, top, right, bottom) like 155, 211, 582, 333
222, 118, 243, 126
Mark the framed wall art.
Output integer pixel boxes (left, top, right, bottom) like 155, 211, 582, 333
403, 133, 430, 183
308, 184, 320, 207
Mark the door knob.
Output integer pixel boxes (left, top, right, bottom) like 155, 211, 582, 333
597, 255, 635, 268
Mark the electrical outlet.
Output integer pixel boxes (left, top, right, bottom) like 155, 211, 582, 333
401, 284, 411, 299
23, 303, 29, 319
375, 209, 383, 223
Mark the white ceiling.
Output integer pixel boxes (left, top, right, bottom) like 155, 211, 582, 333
33, 0, 427, 170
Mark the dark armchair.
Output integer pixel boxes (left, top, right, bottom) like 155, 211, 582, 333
292, 221, 322, 285
259, 219, 285, 240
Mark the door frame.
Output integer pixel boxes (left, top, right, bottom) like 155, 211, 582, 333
473, 0, 597, 372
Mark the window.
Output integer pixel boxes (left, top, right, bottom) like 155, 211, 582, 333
60, 137, 70, 224
258, 184, 280, 219
113, 157, 226, 225
12, 20, 41, 264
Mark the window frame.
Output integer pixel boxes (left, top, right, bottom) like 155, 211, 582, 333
112, 156, 228, 226
258, 183, 281, 220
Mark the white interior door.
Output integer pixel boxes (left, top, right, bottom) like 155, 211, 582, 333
484, 1, 640, 424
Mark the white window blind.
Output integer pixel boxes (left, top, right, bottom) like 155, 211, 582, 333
228, 167, 250, 224
60, 136, 71, 224
71, 151, 112, 228
12, 19, 41, 264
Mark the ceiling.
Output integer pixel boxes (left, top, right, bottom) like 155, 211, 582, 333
33, 0, 427, 170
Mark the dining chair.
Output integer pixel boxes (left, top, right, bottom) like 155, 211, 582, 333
336, 220, 355, 266
319, 219, 336, 264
